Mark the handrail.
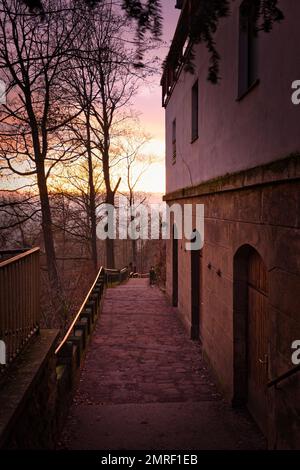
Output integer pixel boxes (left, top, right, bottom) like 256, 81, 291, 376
55, 265, 128, 355
0, 247, 40, 268
106, 266, 128, 285
0, 247, 40, 369
105, 267, 128, 274
55, 266, 105, 355
267, 364, 300, 388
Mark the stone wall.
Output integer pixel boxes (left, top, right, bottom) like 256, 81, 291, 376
164, 156, 300, 449
0, 273, 108, 449
0, 330, 59, 449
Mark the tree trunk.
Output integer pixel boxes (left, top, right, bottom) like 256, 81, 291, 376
105, 188, 115, 268
89, 180, 98, 273
36, 162, 60, 296
102, 123, 116, 268
132, 238, 137, 272
86, 117, 98, 273
129, 191, 136, 271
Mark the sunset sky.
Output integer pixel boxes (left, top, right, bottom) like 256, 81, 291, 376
133, 2, 180, 194
0, 2, 180, 195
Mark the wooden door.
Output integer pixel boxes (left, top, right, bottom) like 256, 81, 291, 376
172, 225, 178, 307
247, 250, 269, 434
191, 244, 200, 340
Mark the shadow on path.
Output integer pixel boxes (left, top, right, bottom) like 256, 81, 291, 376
60, 279, 265, 450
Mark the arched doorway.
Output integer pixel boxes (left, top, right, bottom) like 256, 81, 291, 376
233, 245, 269, 435
191, 230, 201, 340
172, 224, 178, 307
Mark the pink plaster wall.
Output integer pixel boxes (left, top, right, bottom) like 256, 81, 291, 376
165, 0, 300, 194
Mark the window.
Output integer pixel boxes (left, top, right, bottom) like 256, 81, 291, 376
238, 0, 259, 98
172, 118, 176, 164
191, 80, 199, 142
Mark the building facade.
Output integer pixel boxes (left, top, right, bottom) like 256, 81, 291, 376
162, 0, 300, 449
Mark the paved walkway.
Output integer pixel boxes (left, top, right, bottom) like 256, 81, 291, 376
60, 279, 265, 450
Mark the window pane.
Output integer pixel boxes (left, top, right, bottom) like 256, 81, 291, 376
238, 1, 259, 98
172, 119, 176, 163
192, 80, 199, 141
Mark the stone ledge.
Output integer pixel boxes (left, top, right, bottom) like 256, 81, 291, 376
0, 329, 59, 448
163, 154, 300, 202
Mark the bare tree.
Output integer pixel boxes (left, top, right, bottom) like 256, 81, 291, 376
0, 0, 86, 300
0, 190, 41, 247
50, 156, 106, 270
65, 3, 151, 268
61, 2, 111, 271
117, 123, 153, 269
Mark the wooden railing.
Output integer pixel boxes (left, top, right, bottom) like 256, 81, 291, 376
0, 256, 128, 370
55, 266, 129, 356
105, 267, 129, 286
0, 247, 40, 371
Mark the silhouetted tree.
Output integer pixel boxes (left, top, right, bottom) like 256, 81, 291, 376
17, 0, 283, 83
117, 123, 152, 270
74, 7, 148, 268
0, 0, 85, 303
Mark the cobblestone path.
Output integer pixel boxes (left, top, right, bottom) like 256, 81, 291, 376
60, 279, 265, 450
